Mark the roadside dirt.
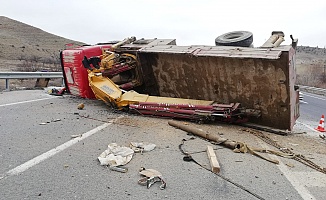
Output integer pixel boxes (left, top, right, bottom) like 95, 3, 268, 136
114, 115, 326, 172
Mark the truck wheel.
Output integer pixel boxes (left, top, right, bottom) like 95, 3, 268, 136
215, 31, 253, 47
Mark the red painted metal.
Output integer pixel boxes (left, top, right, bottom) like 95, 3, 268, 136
120, 82, 135, 90
129, 103, 239, 121
137, 102, 216, 110
62, 45, 111, 98
104, 63, 134, 77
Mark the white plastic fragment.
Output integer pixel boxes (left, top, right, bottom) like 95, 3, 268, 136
98, 143, 134, 166
130, 142, 156, 152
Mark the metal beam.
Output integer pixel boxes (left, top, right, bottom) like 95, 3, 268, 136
0, 71, 64, 91
0, 72, 63, 79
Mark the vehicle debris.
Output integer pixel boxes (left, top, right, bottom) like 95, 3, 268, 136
98, 143, 134, 167
206, 145, 220, 173
71, 134, 82, 138
47, 87, 65, 96
179, 137, 265, 200
39, 119, 61, 125
130, 142, 156, 153
169, 120, 294, 164
77, 103, 85, 110
109, 165, 128, 173
320, 134, 325, 140
243, 128, 326, 174
285, 163, 295, 168
138, 168, 166, 190
240, 123, 289, 135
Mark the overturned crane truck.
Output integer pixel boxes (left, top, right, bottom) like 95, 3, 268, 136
60, 31, 300, 131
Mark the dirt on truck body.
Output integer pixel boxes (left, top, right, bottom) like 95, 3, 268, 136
137, 45, 299, 130
61, 32, 299, 131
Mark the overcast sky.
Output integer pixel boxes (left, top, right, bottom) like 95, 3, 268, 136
1, 0, 325, 47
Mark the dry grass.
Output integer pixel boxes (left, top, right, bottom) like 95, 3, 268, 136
296, 46, 326, 88
0, 16, 84, 71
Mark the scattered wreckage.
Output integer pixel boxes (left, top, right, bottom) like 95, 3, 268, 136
92, 119, 325, 199
60, 31, 300, 130
57, 32, 326, 199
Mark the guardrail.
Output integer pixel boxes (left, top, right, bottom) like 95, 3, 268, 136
0, 71, 63, 91
298, 85, 326, 96
1, 71, 325, 97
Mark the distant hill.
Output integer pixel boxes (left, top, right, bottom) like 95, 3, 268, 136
0, 16, 85, 71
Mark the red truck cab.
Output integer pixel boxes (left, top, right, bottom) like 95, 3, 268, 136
60, 44, 112, 98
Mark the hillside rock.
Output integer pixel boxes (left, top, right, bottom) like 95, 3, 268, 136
0, 16, 84, 70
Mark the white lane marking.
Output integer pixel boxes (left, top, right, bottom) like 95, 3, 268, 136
296, 121, 319, 133
296, 121, 324, 138
302, 93, 326, 101
276, 162, 316, 200
0, 97, 59, 107
292, 172, 326, 187
5, 118, 117, 177
300, 100, 308, 104
258, 141, 316, 200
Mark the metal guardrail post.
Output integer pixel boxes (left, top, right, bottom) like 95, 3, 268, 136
5, 79, 9, 91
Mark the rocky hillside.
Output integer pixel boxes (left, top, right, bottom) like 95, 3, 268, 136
296, 46, 326, 88
0, 16, 84, 71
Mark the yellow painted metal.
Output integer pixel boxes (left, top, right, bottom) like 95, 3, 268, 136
88, 71, 122, 106
87, 71, 213, 109
100, 52, 138, 70
100, 51, 117, 69
119, 91, 214, 107
86, 36, 214, 109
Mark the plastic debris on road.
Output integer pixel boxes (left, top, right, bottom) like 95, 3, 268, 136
138, 168, 166, 189
98, 143, 134, 166
130, 142, 156, 153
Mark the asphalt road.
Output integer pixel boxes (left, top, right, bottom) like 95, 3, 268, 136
0, 90, 325, 200
296, 92, 326, 136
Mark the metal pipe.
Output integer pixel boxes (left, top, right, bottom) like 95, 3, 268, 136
137, 102, 215, 110
168, 120, 239, 150
273, 36, 285, 47
261, 35, 279, 47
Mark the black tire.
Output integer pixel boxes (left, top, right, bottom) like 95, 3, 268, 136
215, 31, 253, 47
